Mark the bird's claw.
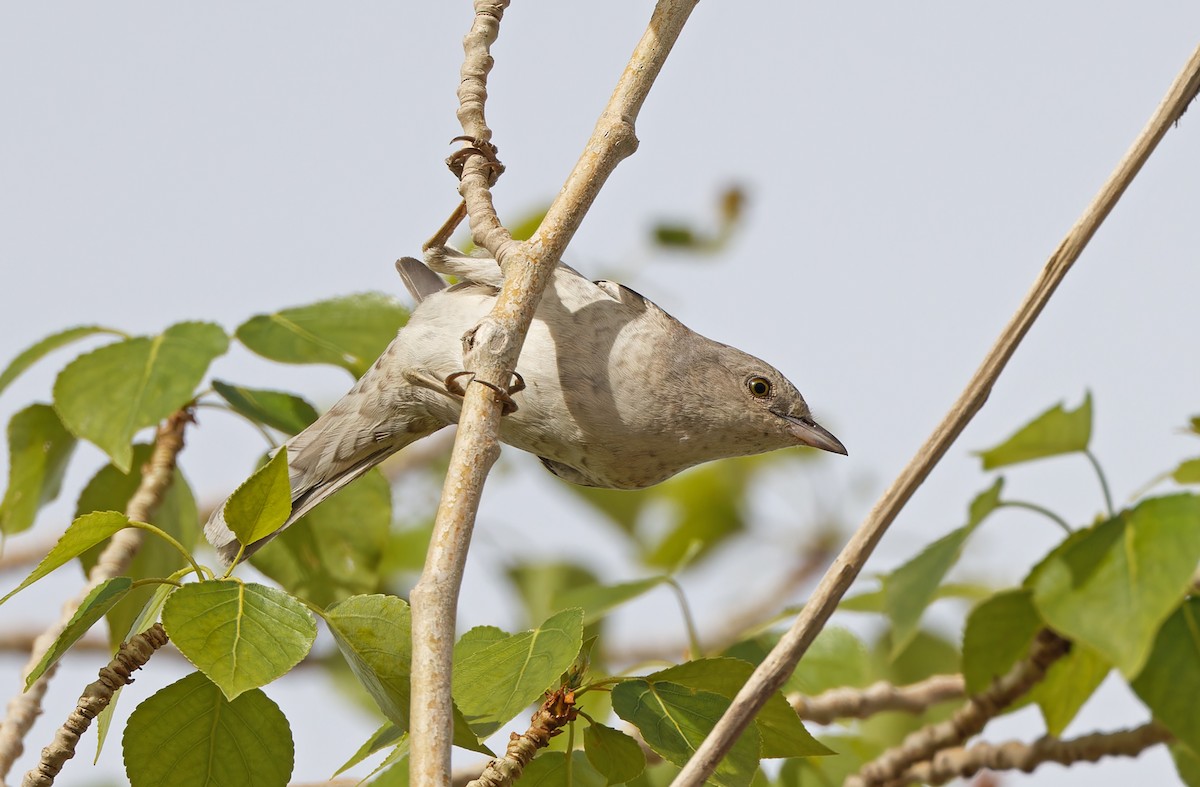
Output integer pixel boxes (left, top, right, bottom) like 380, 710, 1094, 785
444, 370, 524, 415
446, 136, 505, 185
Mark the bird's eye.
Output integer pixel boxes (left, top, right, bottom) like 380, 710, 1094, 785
747, 376, 772, 398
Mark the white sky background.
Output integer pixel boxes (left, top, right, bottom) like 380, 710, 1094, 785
1, 3, 1199, 785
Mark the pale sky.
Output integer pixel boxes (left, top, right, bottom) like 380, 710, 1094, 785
2, 4, 1199, 785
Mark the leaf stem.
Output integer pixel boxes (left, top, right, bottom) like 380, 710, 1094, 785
997, 500, 1073, 535
1085, 449, 1115, 517
193, 400, 280, 449
666, 579, 703, 658
126, 521, 208, 580
129, 577, 184, 590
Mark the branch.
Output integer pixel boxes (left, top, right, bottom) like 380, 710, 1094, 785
789, 674, 965, 725
846, 630, 1070, 787
20, 624, 170, 787
902, 722, 1174, 786
408, 2, 700, 785
0, 411, 189, 782
671, 40, 1200, 787
465, 689, 577, 787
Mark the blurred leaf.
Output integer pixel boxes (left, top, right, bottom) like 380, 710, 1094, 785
507, 562, 599, 627
613, 679, 760, 787
654, 225, 699, 248
976, 392, 1091, 470
778, 735, 880, 787
553, 576, 668, 626
252, 469, 390, 607
336, 723, 405, 777
962, 590, 1041, 695
0, 404, 77, 535
1028, 494, 1200, 677
1030, 643, 1109, 735
522, 751, 607, 787
453, 608, 584, 738
236, 293, 407, 378
25, 577, 132, 688
211, 379, 318, 435
123, 672, 292, 787
1132, 598, 1200, 753
784, 627, 871, 696
1, 511, 129, 605
568, 486, 646, 534
647, 458, 761, 567
53, 321, 228, 472
163, 580, 315, 700
223, 448, 291, 549
585, 721, 646, 784
1172, 742, 1200, 787
1173, 458, 1200, 485
0, 325, 124, 398
841, 582, 990, 614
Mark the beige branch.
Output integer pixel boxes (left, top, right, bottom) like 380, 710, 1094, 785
408, 2, 700, 785
846, 630, 1070, 787
903, 721, 1174, 786
0, 411, 190, 784
20, 624, 169, 787
465, 689, 577, 787
789, 674, 965, 725
671, 41, 1200, 787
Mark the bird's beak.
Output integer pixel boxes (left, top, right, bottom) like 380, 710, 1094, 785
777, 413, 848, 455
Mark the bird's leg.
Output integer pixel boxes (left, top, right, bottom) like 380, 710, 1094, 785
445, 135, 504, 185
443, 370, 524, 416
423, 200, 467, 251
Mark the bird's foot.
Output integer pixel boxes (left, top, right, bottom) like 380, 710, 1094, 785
444, 370, 524, 415
446, 136, 505, 185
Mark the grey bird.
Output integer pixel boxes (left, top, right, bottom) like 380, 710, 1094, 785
204, 247, 846, 564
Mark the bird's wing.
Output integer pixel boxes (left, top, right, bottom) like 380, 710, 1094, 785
396, 257, 448, 303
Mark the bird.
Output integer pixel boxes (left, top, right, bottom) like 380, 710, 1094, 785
204, 247, 846, 564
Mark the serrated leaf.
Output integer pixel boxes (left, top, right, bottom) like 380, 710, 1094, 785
251, 469, 390, 607
522, 751, 607, 787
1132, 598, 1200, 753
211, 379, 319, 435
0, 325, 124, 398
784, 627, 870, 695
53, 321, 228, 471
0, 404, 77, 535
25, 577, 132, 688
553, 576, 667, 625
613, 679, 760, 787
162, 580, 315, 700
235, 293, 408, 378
976, 393, 1092, 470
223, 448, 292, 548
322, 594, 488, 754
1029, 494, 1200, 677
584, 721, 646, 784
1, 511, 129, 605
123, 671, 292, 787
453, 608, 584, 738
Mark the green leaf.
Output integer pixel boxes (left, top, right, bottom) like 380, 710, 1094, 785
647, 658, 830, 759
53, 321, 229, 471
613, 679, 760, 787
1171, 742, 1200, 787
252, 469, 390, 607
235, 292, 408, 378
520, 751, 607, 787
77, 442, 200, 648
1030, 643, 1109, 735
1173, 458, 1200, 485
585, 721, 646, 784
163, 580, 316, 700
784, 627, 870, 695
211, 379, 319, 435
25, 577, 132, 688
1029, 494, 1200, 676
1132, 598, 1200, 753
976, 392, 1092, 470
0, 325, 124, 398
962, 590, 1042, 695
1, 511, 130, 605
507, 562, 599, 627
335, 723, 405, 777
841, 582, 990, 614
453, 608, 584, 738
123, 671, 292, 787
0, 404, 77, 535
553, 576, 668, 626
223, 448, 292, 548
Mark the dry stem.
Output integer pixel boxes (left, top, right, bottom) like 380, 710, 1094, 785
408, 2, 700, 784
789, 674, 965, 725
671, 41, 1200, 787
903, 721, 1174, 786
465, 689, 577, 787
20, 624, 169, 787
0, 411, 189, 783
846, 630, 1070, 787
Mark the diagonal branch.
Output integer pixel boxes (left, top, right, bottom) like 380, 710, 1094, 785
671, 40, 1200, 787
407, 3, 701, 785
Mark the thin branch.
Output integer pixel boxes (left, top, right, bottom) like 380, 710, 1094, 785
671, 41, 1200, 787
20, 624, 169, 787
408, 2, 700, 785
846, 630, 1071, 787
0, 411, 190, 782
788, 674, 965, 725
902, 722, 1174, 786
465, 689, 577, 787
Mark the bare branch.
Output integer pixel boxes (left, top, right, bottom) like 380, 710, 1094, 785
903, 722, 1174, 786
408, 3, 700, 785
466, 689, 577, 787
20, 624, 169, 787
0, 411, 190, 782
789, 674, 965, 725
846, 630, 1070, 787
672, 41, 1200, 787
